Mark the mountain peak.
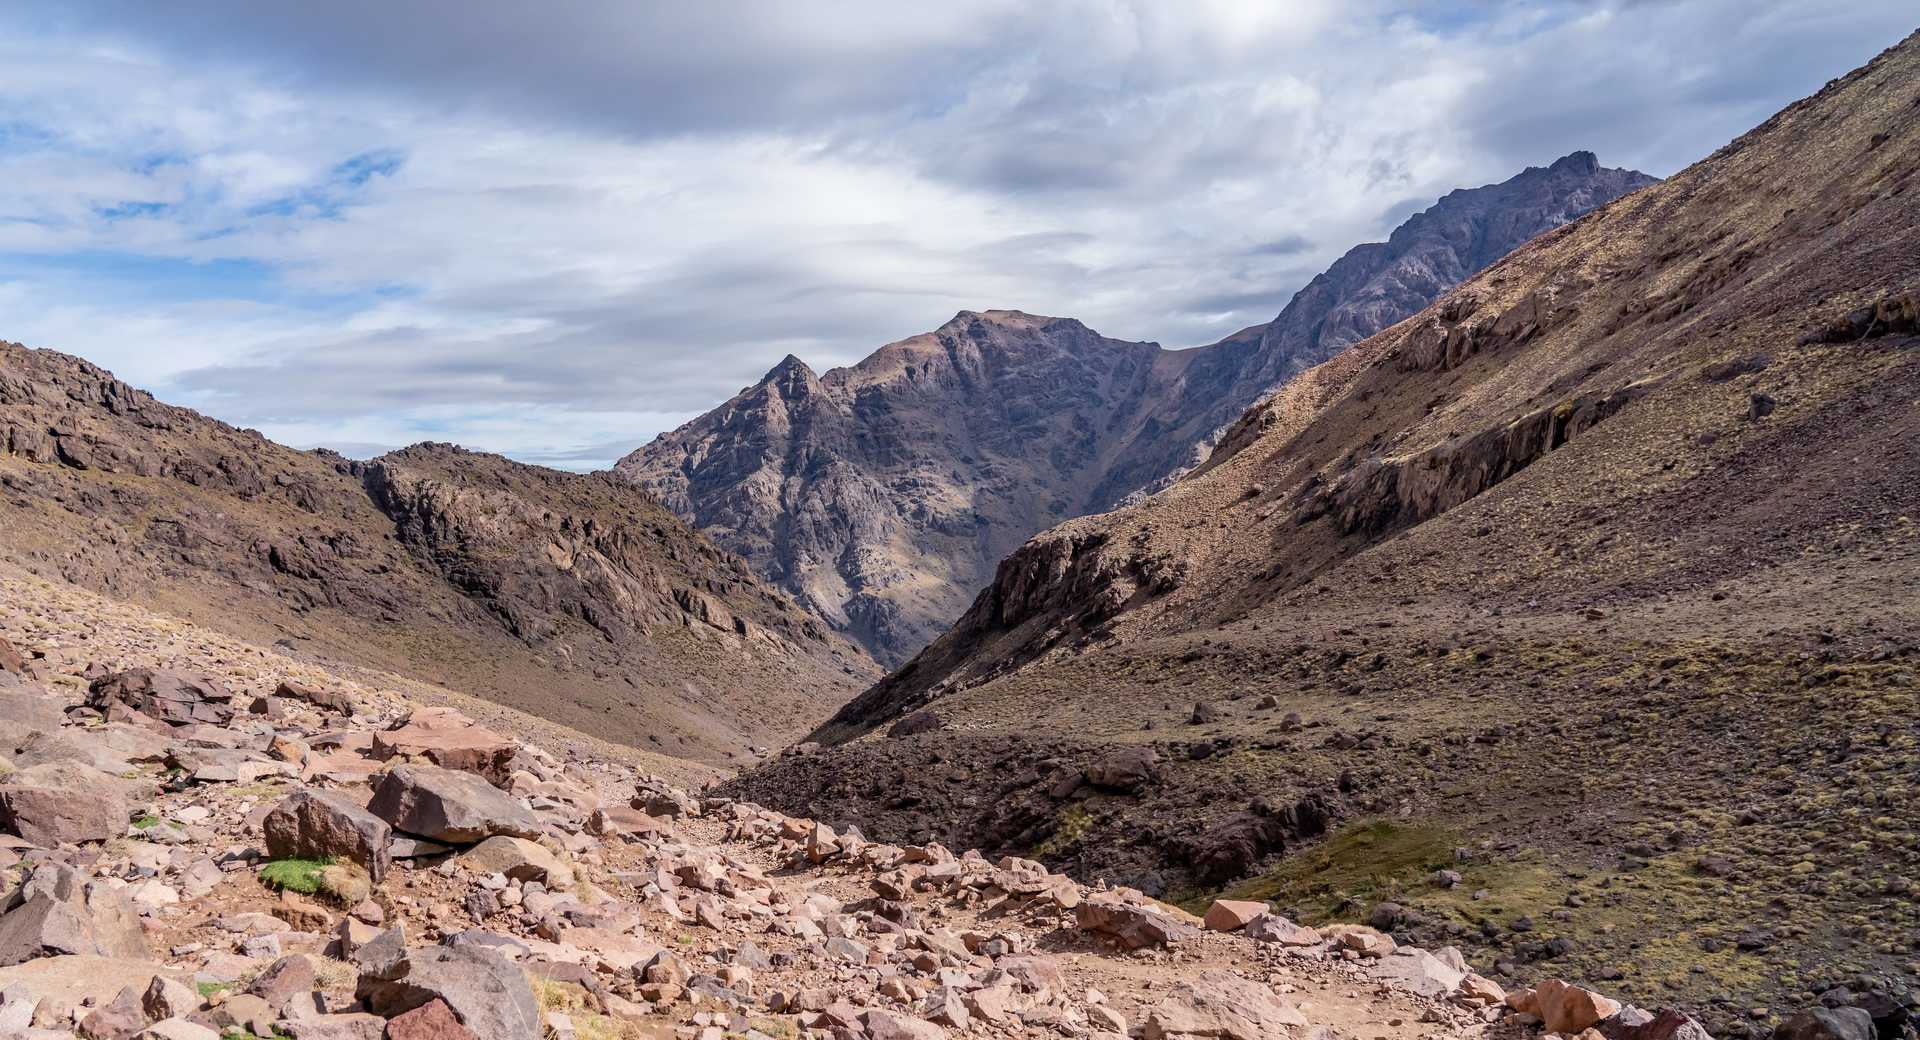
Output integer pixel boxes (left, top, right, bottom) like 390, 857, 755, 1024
755, 353, 822, 395
1548, 149, 1602, 175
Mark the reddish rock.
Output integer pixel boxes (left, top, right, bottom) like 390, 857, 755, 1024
385, 998, 477, 1040
371, 708, 517, 782
85, 669, 235, 727
1201, 899, 1267, 932
0, 761, 128, 846
1536, 979, 1624, 1034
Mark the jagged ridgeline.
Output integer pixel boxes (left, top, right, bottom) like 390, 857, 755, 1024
616, 155, 1656, 666
0, 344, 879, 762
730, 29, 1920, 1022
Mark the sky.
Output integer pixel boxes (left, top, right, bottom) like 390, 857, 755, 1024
0, 3, 1911, 469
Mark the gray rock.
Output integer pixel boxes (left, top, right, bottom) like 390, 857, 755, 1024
367, 765, 539, 844
263, 790, 393, 882
356, 942, 540, 1040
1084, 747, 1160, 793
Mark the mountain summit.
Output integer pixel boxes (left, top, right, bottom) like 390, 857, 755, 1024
616, 155, 1656, 663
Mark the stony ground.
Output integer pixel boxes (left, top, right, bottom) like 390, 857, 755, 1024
0, 563, 1711, 1040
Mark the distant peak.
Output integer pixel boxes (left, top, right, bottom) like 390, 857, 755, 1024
1548, 150, 1601, 175
757, 353, 821, 394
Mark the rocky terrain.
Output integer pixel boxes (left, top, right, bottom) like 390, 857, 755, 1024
0, 344, 879, 764
615, 157, 1654, 664
0, 559, 1749, 1040
729, 29, 1920, 1028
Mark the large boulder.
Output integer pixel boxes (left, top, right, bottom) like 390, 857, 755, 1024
355, 943, 541, 1040
1774, 1008, 1875, 1040
371, 708, 518, 782
11, 728, 136, 774
264, 790, 393, 882
1084, 747, 1160, 792
368, 764, 540, 844
1143, 971, 1307, 1040
0, 760, 128, 846
1533, 979, 1625, 1034
1244, 913, 1322, 947
461, 836, 574, 887
0, 635, 22, 675
1372, 947, 1466, 998
0, 863, 149, 965
1200, 899, 1267, 932
86, 669, 235, 727
1075, 893, 1199, 949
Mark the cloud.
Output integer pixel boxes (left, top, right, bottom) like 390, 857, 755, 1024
0, 1, 1912, 468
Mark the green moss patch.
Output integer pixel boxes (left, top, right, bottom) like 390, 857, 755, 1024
258, 857, 332, 895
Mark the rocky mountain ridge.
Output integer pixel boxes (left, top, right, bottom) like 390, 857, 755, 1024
616, 156, 1656, 664
0, 342, 878, 763
731, 29, 1920, 1021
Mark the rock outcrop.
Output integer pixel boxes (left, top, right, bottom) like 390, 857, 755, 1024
615, 156, 1654, 663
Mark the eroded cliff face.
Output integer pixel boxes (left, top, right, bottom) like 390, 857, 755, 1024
0, 344, 875, 760
618, 156, 1655, 663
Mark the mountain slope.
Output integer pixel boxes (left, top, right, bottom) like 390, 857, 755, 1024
731, 31, 1920, 1017
618, 155, 1655, 664
0, 343, 878, 761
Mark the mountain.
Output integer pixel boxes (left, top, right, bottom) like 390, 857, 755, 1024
728, 30, 1920, 1019
0, 342, 879, 762
617, 154, 1657, 664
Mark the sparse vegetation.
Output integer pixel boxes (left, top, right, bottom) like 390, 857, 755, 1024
257, 857, 332, 895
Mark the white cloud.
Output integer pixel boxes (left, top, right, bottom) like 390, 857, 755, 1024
0, 1, 1911, 468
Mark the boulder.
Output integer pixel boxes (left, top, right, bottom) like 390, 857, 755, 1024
461, 836, 574, 887
863, 1008, 949, 1040
1774, 1008, 1875, 1040
1244, 913, 1321, 947
0, 761, 128, 846
12, 729, 135, 774
1084, 747, 1160, 792
1201, 899, 1267, 932
1457, 973, 1507, 1008
1075, 894, 1199, 949
141, 974, 201, 1020
247, 953, 319, 1011
1536, 978, 1624, 1034
0, 863, 149, 965
0, 636, 21, 675
356, 942, 541, 1040
139, 1019, 221, 1040
1143, 971, 1307, 1040
371, 708, 518, 782
367, 764, 540, 844
86, 669, 235, 727
1372, 947, 1465, 998
1602, 1009, 1715, 1040
276, 681, 358, 716
263, 789, 393, 882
